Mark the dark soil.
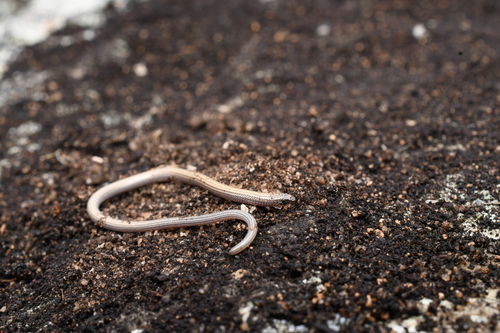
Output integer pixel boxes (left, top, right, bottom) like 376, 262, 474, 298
1, 0, 499, 332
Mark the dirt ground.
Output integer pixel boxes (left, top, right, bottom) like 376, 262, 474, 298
1, 0, 499, 332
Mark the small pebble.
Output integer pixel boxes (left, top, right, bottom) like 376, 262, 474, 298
316, 176, 326, 185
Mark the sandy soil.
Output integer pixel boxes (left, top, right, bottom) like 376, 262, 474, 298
1, 0, 499, 332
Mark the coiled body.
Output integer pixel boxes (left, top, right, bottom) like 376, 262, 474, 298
87, 166, 295, 255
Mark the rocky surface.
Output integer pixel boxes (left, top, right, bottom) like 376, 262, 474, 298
1, 0, 499, 332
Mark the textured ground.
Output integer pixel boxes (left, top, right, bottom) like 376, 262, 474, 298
1, 0, 499, 332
